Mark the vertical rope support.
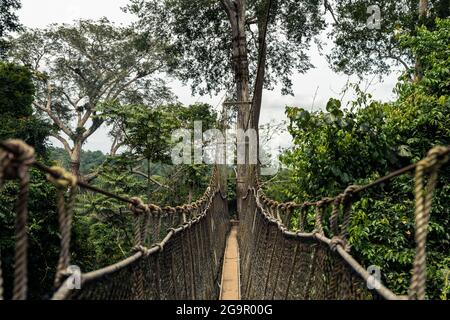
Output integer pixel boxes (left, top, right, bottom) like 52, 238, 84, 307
314, 203, 326, 235
284, 243, 299, 300
47, 167, 78, 289
13, 171, 31, 300
0, 140, 35, 300
330, 197, 342, 237
128, 197, 150, 300
340, 186, 359, 242
409, 147, 449, 300
298, 205, 307, 232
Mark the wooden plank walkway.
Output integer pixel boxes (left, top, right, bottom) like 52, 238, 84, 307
219, 223, 241, 300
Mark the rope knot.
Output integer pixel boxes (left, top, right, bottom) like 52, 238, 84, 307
312, 229, 321, 238
153, 243, 164, 252
132, 245, 149, 255
0, 139, 35, 181
330, 236, 349, 252
424, 146, 450, 170
47, 166, 77, 190
343, 185, 360, 201
128, 197, 149, 216
148, 203, 161, 215
316, 197, 333, 208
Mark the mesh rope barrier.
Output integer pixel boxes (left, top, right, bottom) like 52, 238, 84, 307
0, 139, 449, 300
0, 140, 229, 300
239, 146, 449, 300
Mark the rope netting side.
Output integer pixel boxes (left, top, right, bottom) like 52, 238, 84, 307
240, 146, 449, 300
0, 139, 229, 300
53, 191, 229, 300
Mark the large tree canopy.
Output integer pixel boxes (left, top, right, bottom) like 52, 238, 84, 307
128, 0, 326, 96
8, 18, 174, 178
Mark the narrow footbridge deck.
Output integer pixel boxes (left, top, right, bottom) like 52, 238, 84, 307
220, 223, 241, 300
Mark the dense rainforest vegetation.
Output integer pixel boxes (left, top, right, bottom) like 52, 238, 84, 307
0, 0, 449, 300
268, 19, 450, 299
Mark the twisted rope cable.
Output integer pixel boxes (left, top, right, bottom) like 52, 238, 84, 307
47, 166, 78, 288
330, 197, 342, 237
314, 201, 327, 235
409, 147, 449, 300
128, 197, 152, 300
339, 185, 359, 241
0, 140, 35, 300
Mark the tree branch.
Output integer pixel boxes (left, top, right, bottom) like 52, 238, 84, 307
324, 0, 339, 26
82, 118, 104, 141
220, 0, 235, 17
50, 133, 72, 154
33, 101, 74, 139
132, 170, 175, 192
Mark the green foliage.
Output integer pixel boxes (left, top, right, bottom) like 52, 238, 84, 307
69, 102, 218, 273
0, 61, 59, 299
0, 62, 33, 116
0, 62, 51, 155
71, 166, 143, 270
283, 97, 397, 199
0, 0, 22, 57
0, 170, 60, 300
49, 147, 107, 176
328, 0, 449, 75
274, 19, 450, 299
101, 103, 182, 163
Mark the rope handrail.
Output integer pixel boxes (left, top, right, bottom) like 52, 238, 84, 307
247, 146, 450, 208
0, 140, 219, 212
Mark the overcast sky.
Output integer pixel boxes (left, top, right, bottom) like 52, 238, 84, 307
18, 0, 400, 154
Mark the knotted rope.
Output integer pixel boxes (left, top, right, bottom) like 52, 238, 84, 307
0, 140, 35, 300
47, 166, 78, 288
128, 197, 151, 300
328, 185, 359, 251
409, 147, 449, 300
313, 198, 333, 236
128, 197, 151, 248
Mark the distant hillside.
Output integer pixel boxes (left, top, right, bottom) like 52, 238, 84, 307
49, 147, 107, 176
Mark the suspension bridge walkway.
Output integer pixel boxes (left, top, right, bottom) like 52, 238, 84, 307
0, 139, 449, 300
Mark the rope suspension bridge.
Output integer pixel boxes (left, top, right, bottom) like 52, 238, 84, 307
0, 139, 448, 300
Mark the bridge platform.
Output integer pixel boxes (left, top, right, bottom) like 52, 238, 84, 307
219, 222, 241, 300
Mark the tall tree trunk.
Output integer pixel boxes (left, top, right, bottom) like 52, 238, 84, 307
252, 1, 272, 178
69, 141, 83, 178
415, 0, 429, 81
228, 0, 251, 216
252, 1, 271, 130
